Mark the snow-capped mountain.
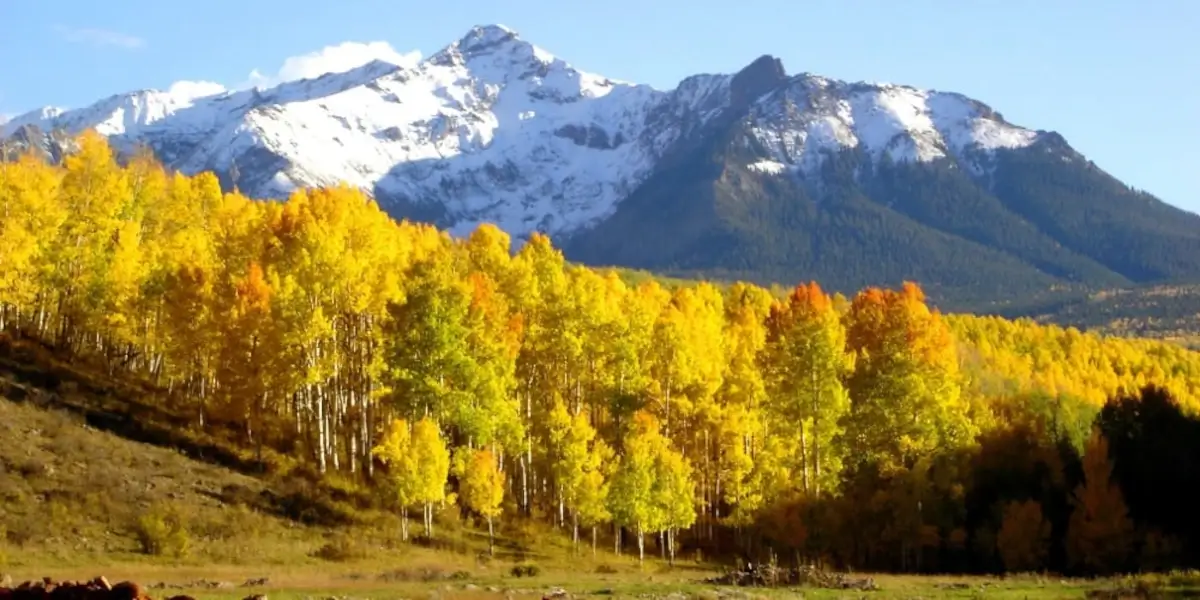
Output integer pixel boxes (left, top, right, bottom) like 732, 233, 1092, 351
3, 24, 1038, 238
10, 24, 1199, 306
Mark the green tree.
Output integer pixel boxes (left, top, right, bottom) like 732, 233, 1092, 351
383, 257, 472, 423
842, 283, 975, 475
608, 411, 664, 563
761, 281, 853, 496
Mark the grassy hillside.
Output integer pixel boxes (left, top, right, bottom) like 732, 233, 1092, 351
6, 339, 1164, 600
0, 334, 673, 586
3, 365, 1199, 600
0, 336, 395, 567
0, 389, 297, 563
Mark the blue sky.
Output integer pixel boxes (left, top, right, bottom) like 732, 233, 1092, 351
1, 0, 1197, 213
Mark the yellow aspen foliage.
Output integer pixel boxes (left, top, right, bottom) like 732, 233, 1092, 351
371, 418, 420, 539
762, 281, 853, 495
0, 152, 64, 323
843, 282, 976, 474
7, 133, 1200, 574
459, 447, 505, 556
411, 417, 450, 537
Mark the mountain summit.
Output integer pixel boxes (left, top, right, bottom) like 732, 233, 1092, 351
6, 25, 1199, 306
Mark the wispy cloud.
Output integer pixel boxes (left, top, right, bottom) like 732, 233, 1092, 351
54, 25, 145, 49
238, 41, 420, 89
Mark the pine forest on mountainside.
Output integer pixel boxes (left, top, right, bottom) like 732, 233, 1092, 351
5, 133, 1200, 575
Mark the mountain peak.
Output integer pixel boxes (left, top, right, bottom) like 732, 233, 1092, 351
442, 24, 525, 58
426, 23, 555, 70
730, 54, 788, 108
459, 24, 519, 48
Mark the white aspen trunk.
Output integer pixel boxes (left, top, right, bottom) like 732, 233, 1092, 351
523, 388, 532, 515
799, 419, 809, 494
664, 384, 671, 438
812, 377, 822, 497
487, 516, 495, 557
430, 501, 435, 537
329, 377, 341, 472
316, 384, 328, 473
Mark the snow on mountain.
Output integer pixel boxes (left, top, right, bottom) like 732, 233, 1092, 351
3, 81, 228, 138
744, 76, 1039, 176
2, 24, 1043, 238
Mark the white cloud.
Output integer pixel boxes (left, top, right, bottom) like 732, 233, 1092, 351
166, 80, 228, 100
54, 25, 145, 49
239, 41, 421, 89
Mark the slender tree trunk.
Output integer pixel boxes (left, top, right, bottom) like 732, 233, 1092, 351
424, 502, 434, 537
799, 419, 809, 494
524, 389, 533, 516
316, 383, 328, 473
664, 385, 671, 438
592, 525, 597, 558
488, 516, 495, 557
572, 511, 579, 554
637, 525, 645, 564
520, 454, 530, 517
811, 369, 822, 496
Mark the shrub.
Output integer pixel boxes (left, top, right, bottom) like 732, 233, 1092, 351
14, 457, 49, 479
312, 533, 368, 562
133, 504, 191, 557
4, 516, 40, 547
510, 563, 540, 578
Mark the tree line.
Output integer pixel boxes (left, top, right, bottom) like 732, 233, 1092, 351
3, 133, 1200, 572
